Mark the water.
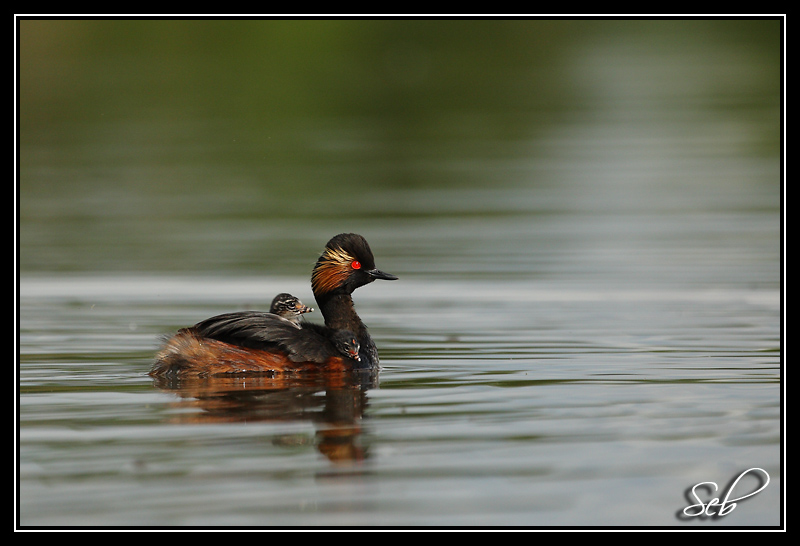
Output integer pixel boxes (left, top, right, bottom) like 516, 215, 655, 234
18, 19, 782, 527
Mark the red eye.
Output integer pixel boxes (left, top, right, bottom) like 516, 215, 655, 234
351, 260, 361, 270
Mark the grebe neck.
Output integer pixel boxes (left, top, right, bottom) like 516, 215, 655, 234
316, 292, 379, 367
316, 293, 364, 333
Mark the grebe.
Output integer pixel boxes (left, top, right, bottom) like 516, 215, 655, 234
328, 330, 361, 362
268, 293, 313, 328
150, 233, 396, 377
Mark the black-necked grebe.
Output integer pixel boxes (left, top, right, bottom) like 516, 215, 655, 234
269, 292, 313, 328
331, 330, 361, 361
150, 233, 396, 377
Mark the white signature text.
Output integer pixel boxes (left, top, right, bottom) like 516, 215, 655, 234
682, 467, 770, 517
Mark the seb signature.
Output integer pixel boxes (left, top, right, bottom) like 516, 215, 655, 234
681, 468, 770, 518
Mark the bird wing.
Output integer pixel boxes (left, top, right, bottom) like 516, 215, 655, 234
193, 311, 332, 363
195, 311, 301, 343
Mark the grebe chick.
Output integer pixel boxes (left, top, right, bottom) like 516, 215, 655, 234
269, 293, 313, 328
150, 233, 396, 377
329, 330, 361, 361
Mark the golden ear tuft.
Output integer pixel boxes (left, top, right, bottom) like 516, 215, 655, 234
312, 246, 355, 295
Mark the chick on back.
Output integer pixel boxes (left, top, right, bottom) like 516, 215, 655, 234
269, 293, 313, 328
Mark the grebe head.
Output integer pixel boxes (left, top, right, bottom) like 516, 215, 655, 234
311, 233, 397, 297
330, 330, 361, 361
269, 293, 314, 323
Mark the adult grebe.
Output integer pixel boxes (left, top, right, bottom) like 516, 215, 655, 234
150, 233, 396, 377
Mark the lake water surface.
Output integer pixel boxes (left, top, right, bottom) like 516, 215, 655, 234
18, 19, 782, 528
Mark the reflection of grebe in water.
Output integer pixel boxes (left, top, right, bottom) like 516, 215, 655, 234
150, 234, 396, 377
150, 373, 374, 463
